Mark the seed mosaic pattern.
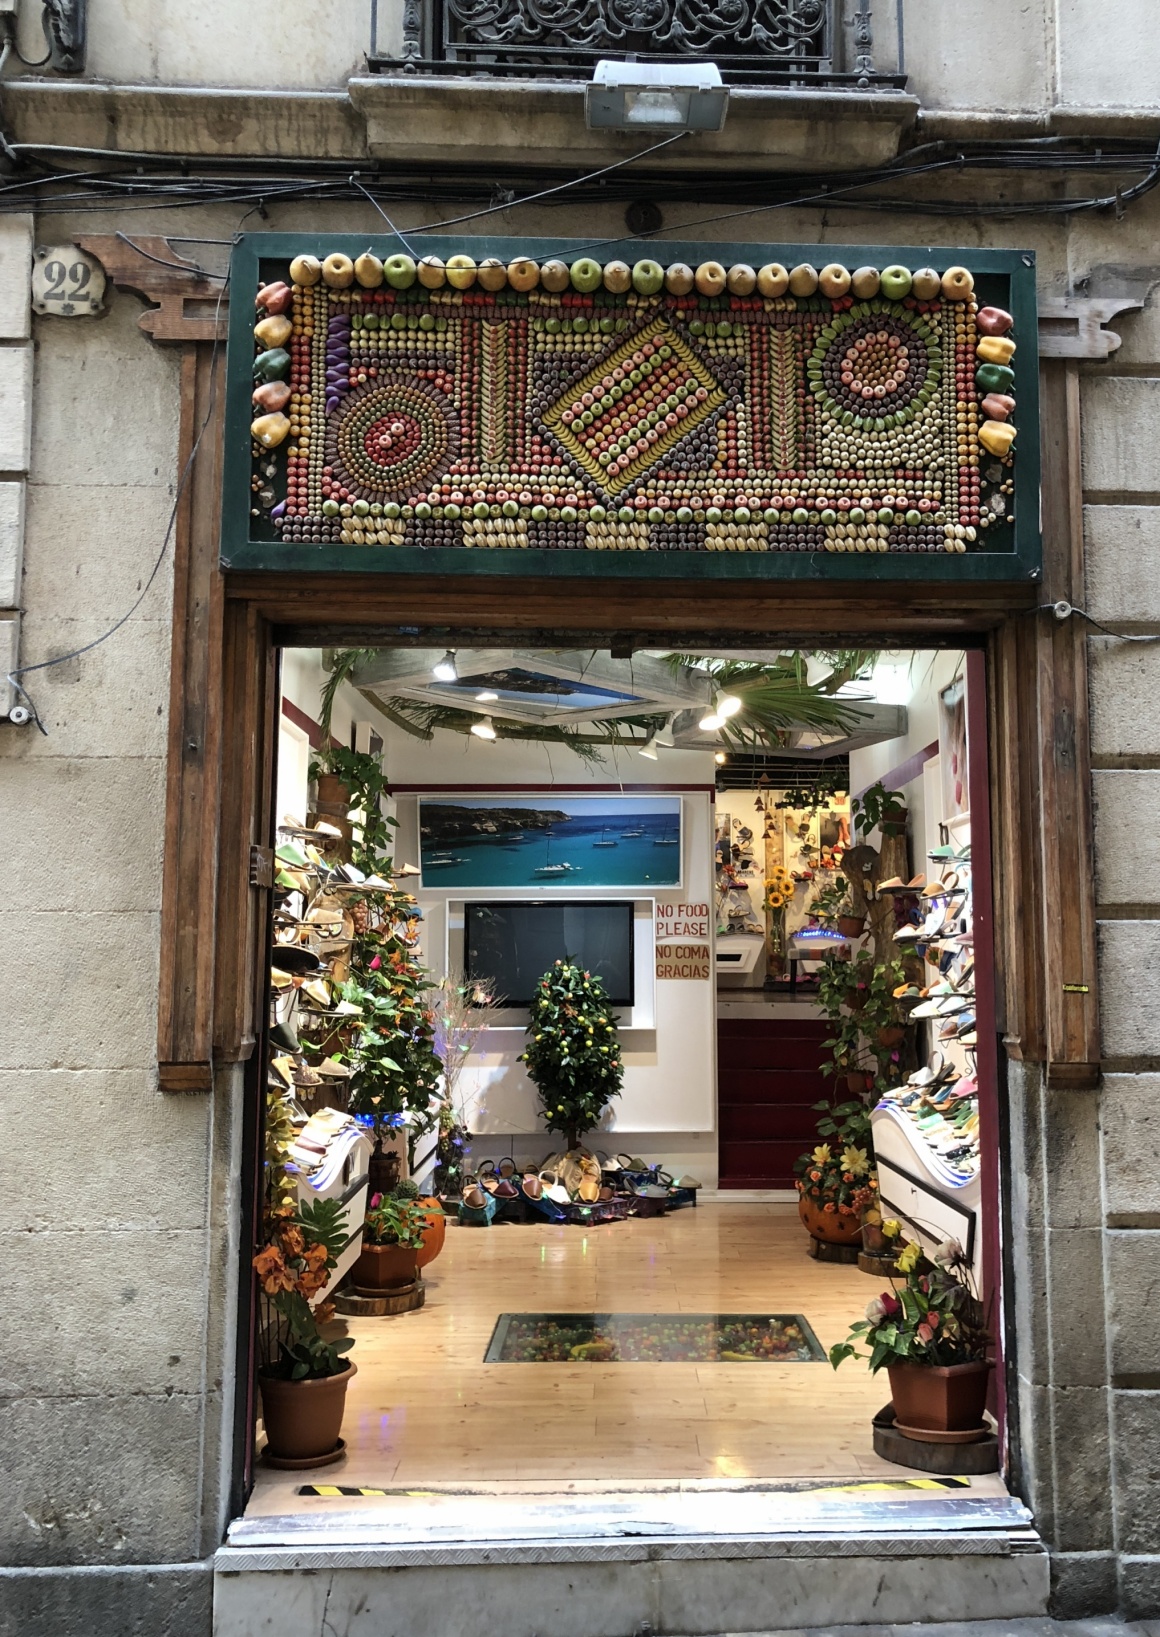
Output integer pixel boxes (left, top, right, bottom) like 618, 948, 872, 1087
249, 256, 1018, 556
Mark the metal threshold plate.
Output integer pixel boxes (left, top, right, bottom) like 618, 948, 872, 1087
227, 1491, 1034, 1552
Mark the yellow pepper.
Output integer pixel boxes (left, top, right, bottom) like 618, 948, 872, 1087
976, 335, 1016, 366
978, 420, 1017, 456
254, 313, 292, 349
251, 411, 291, 448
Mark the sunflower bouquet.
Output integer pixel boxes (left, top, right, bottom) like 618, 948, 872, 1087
763, 864, 796, 913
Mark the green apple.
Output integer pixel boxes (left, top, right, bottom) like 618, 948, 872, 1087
383, 253, 417, 289
879, 264, 913, 300
632, 259, 665, 295
570, 258, 603, 293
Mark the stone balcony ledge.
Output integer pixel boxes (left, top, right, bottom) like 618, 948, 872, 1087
349, 75, 919, 173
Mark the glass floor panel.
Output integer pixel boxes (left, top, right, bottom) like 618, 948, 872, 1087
484, 1312, 826, 1363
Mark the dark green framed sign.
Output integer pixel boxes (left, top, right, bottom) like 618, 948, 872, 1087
224, 234, 1040, 583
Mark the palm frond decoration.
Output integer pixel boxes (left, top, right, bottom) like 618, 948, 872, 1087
663, 655, 871, 751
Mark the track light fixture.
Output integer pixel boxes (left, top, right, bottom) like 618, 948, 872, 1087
432, 650, 458, 682
470, 716, 497, 740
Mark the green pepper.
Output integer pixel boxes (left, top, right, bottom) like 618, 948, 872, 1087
253, 347, 291, 382
976, 362, 1015, 394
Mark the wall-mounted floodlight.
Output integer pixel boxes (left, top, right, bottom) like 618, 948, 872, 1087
585, 61, 729, 133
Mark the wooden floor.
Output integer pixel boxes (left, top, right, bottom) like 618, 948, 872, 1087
249, 1204, 1001, 1513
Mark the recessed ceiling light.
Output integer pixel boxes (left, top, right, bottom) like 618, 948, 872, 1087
470, 716, 497, 740
714, 751, 727, 764
432, 649, 458, 682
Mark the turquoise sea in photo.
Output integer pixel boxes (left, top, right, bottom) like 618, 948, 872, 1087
419, 798, 682, 888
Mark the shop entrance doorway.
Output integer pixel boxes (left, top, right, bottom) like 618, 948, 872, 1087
240, 636, 1005, 1520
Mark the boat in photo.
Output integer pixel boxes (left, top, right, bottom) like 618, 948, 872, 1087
592, 827, 618, 849
620, 827, 644, 838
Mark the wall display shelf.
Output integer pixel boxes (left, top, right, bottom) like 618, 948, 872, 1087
224, 235, 1040, 584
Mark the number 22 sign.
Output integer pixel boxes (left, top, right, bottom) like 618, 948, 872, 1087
32, 246, 106, 317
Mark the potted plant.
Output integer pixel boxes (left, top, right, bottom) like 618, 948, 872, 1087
309, 650, 376, 819
793, 1100, 878, 1245
386, 1177, 446, 1269
818, 951, 908, 1094
520, 960, 623, 1152
850, 779, 909, 840
252, 1196, 356, 1466
830, 1231, 993, 1439
810, 876, 864, 939
354, 1192, 428, 1291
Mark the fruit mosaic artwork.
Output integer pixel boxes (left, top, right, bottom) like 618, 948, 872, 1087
485, 1312, 826, 1363
248, 252, 1019, 555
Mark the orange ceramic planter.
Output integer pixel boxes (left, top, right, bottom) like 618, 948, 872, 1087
798, 1195, 863, 1245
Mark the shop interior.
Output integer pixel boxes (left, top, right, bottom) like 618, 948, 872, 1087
246, 641, 997, 1519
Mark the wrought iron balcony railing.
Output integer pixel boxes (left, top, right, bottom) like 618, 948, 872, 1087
368, 0, 905, 89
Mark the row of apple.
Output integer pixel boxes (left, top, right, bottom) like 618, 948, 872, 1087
284, 250, 978, 303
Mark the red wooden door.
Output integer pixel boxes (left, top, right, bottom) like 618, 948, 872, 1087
717, 1017, 829, 1187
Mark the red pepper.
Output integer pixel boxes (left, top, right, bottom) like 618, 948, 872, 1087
255, 281, 293, 314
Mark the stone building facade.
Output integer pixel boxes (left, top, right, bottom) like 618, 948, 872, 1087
1, 0, 1159, 1630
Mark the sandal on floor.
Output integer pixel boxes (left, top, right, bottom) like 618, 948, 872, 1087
459, 1186, 497, 1226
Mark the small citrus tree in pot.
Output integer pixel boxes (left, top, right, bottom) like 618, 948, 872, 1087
520, 960, 623, 1151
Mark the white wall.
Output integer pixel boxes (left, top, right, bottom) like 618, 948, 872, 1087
386, 719, 719, 1147
848, 650, 965, 861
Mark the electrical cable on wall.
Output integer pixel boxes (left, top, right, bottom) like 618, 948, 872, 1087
5, 261, 233, 732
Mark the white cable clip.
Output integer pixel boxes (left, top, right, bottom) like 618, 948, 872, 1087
1052, 600, 1074, 621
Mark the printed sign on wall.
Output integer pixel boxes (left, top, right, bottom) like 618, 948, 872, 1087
655, 901, 710, 940
656, 942, 711, 980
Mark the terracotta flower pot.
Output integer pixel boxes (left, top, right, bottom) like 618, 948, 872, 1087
259, 1361, 356, 1464
876, 1024, 906, 1047
881, 816, 908, 837
415, 1198, 446, 1269
314, 773, 351, 816
354, 1240, 419, 1290
846, 1070, 872, 1095
798, 1193, 863, 1246
887, 1359, 992, 1434
837, 915, 866, 938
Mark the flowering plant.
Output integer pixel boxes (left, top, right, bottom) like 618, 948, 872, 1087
252, 1196, 354, 1380
362, 1192, 427, 1249
793, 1098, 877, 1218
828, 1232, 991, 1372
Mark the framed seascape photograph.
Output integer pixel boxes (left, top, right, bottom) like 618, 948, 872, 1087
418, 795, 683, 889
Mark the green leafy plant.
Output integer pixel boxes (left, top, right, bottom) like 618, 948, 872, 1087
817, 950, 908, 1096
850, 779, 909, 839
362, 1193, 427, 1249
520, 960, 623, 1150
252, 1196, 354, 1381
829, 1233, 991, 1372
808, 876, 853, 927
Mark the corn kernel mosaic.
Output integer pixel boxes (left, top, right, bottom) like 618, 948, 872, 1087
247, 251, 1019, 556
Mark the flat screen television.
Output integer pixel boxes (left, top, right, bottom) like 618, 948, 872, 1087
463, 900, 635, 1008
